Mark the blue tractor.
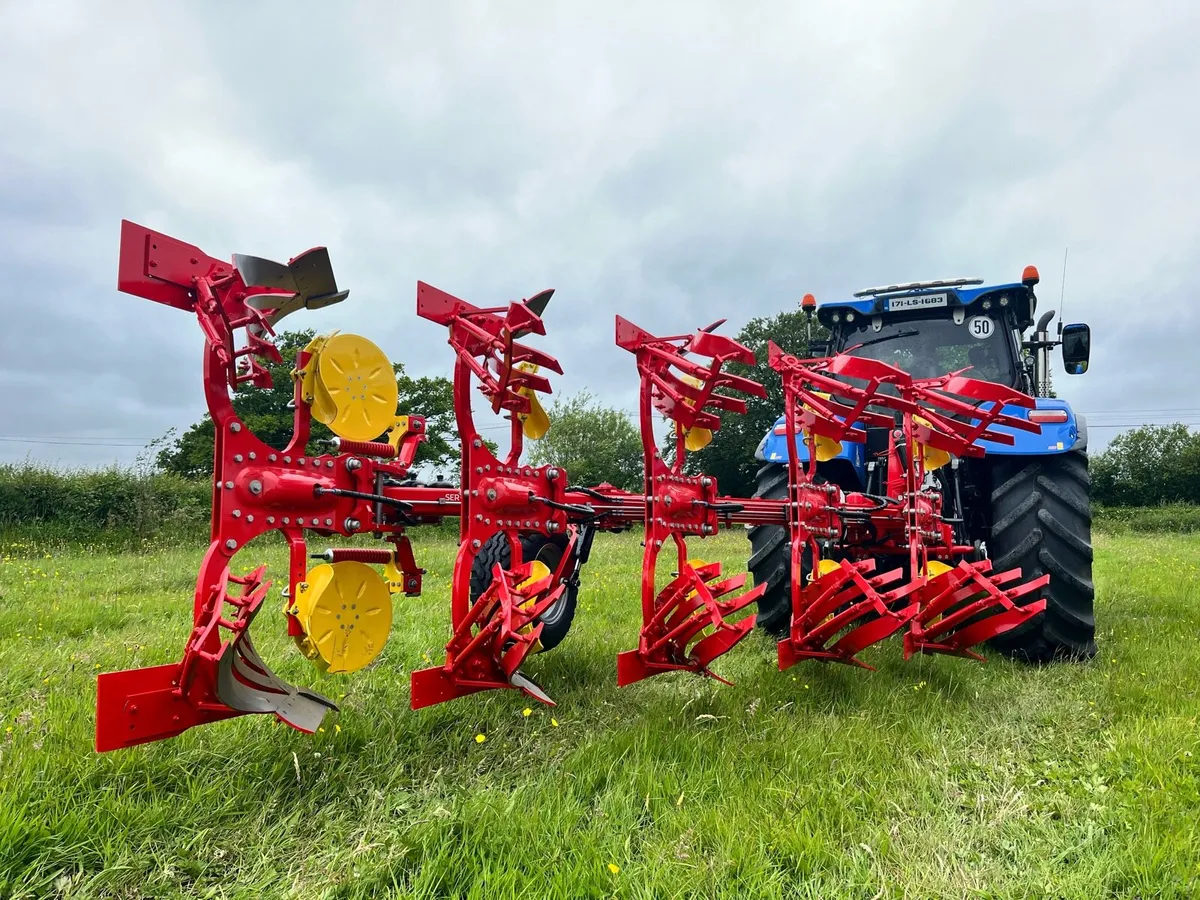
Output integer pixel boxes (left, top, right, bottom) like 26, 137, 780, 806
747, 268, 1096, 662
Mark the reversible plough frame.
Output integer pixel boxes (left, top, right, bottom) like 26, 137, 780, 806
96, 222, 1049, 751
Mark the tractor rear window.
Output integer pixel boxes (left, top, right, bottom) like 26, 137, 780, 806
837, 314, 1016, 385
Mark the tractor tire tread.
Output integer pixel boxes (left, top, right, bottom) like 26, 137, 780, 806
987, 450, 1096, 662
747, 462, 795, 637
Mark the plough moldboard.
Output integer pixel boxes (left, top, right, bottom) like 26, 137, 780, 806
95, 221, 1049, 751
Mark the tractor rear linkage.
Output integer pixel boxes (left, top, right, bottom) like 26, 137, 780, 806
95, 222, 1050, 752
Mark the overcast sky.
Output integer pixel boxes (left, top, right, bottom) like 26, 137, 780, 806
2, 0, 1198, 468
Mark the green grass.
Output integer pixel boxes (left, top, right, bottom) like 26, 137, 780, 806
1, 529, 1198, 899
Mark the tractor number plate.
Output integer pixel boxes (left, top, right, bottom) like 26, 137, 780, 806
887, 293, 948, 311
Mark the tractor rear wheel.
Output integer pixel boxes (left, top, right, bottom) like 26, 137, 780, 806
470, 532, 579, 651
985, 450, 1097, 662
747, 463, 800, 637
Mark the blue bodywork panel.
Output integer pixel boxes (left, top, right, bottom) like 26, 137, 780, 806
976, 398, 1085, 455
756, 422, 868, 481
815, 281, 1035, 330
755, 400, 1085, 486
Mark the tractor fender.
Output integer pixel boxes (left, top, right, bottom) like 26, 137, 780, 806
1073, 413, 1088, 451
976, 398, 1084, 456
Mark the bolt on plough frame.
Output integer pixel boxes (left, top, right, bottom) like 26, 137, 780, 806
95, 222, 1051, 751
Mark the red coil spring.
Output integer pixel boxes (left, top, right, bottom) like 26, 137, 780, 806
326, 548, 394, 564
337, 439, 397, 458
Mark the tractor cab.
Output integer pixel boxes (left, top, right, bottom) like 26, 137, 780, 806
817, 276, 1034, 391
757, 268, 1093, 478
812, 269, 1090, 396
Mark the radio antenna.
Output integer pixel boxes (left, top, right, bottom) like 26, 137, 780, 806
1057, 247, 1069, 336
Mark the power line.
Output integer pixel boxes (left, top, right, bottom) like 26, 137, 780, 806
1087, 423, 1200, 430
0, 436, 151, 447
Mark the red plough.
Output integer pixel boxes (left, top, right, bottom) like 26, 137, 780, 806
92, 221, 1059, 751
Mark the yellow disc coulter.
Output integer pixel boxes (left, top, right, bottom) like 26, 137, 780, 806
298, 333, 399, 441
290, 562, 393, 674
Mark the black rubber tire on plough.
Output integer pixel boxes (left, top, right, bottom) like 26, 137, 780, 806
747, 463, 798, 638
985, 450, 1098, 663
470, 532, 579, 651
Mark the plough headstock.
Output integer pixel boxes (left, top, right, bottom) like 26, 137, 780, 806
95, 221, 1058, 752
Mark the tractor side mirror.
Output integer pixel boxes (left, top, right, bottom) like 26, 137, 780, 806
1061, 323, 1090, 374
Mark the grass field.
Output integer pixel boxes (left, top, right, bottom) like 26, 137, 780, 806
1, 528, 1199, 899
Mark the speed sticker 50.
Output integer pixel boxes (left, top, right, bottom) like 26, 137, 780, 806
966, 315, 994, 339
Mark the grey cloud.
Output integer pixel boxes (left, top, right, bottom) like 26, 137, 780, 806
1, 0, 1198, 467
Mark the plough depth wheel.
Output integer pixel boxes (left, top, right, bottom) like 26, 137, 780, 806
471, 532, 580, 652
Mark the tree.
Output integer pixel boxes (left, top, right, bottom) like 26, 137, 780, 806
681, 305, 830, 497
155, 329, 457, 478
1091, 424, 1200, 506
526, 392, 643, 491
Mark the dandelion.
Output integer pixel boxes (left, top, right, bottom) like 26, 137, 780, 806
551, 718, 559, 727
475, 733, 487, 744
607, 863, 620, 874
318, 727, 325, 733
334, 724, 342, 734
522, 708, 532, 717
